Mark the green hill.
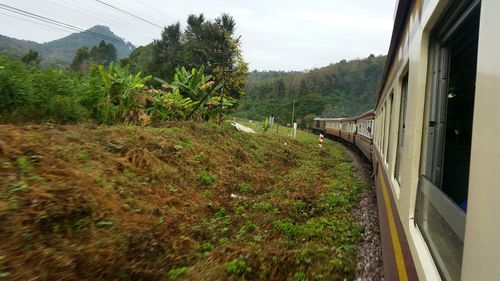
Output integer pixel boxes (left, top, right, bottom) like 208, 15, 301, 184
234, 55, 386, 126
0, 25, 135, 66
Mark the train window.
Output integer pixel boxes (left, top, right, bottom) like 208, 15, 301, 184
386, 92, 394, 164
384, 100, 391, 160
416, 1, 480, 280
381, 108, 385, 154
395, 74, 409, 183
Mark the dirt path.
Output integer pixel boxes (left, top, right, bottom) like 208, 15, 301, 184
340, 143, 383, 281
231, 122, 256, 133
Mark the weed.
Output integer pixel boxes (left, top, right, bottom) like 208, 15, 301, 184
295, 248, 314, 266
167, 266, 188, 280
226, 258, 251, 276
0, 161, 11, 169
293, 272, 308, 281
155, 218, 164, 225
72, 217, 91, 232
94, 177, 105, 187
202, 189, 212, 197
10, 181, 29, 192
16, 156, 33, 174
252, 202, 276, 213
273, 220, 302, 240
96, 220, 114, 228
199, 170, 217, 185
214, 207, 226, 218
238, 183, 252, 194
194, 153, 204, 162
57, 145, 69, 158
124, 135, 136, 143
198, 242, 214, 254
78, 150, 90, 161
65, 132, 81, 142
239, 220, 257, 234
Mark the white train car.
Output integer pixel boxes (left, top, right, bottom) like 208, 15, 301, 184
372, 0, 500, 280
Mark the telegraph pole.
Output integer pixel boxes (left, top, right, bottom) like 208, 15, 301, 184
291, 99, 296, 138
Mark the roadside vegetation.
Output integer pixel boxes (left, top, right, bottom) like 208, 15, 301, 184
0, 13, 247, 126
0, 122, 366, 280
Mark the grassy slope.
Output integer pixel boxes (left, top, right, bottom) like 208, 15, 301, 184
0, 122, 365, 281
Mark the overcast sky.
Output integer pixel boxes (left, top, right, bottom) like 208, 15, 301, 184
0, 0, 397, 71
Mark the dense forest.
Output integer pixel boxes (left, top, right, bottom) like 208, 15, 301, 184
234, 55, 386, 127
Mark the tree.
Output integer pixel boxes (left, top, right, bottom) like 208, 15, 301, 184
71, 41, 118, 73
151, 22, 183, 79
21, 49, 41, 67
71, 47, 90, 73
90, 41, 117, 66
148, 13, 248, 123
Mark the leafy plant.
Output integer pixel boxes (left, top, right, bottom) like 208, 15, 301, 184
238, 183, 252, 194
98, 62, 152, 124
16, 156, 33, 174
199, 170, 218, 185
167, 266, 188, 280
226, 258, 251, 276
158, 66, 221, 120
198, 242, 214, 254
261, 117, 271, 133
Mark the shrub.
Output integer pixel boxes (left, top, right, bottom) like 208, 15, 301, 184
199, 170, 218, 185
167, 266, 188, 280
238, 183, 252, 194
226, 258, 251, 276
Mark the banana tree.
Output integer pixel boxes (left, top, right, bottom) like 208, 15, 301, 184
156, 65, 220, 120
98, 63, 152, 124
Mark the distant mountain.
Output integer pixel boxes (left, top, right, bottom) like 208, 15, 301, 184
0, 25, 135, 66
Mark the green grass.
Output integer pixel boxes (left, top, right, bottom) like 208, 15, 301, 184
231, 117, 319, 144
226, 258, 252, 276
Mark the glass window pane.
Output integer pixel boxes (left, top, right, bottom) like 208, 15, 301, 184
417, 176, 465, 281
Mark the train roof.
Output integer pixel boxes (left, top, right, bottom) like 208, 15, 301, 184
375, 0, 413, 109
313, 117, 344, 121
353, 110, 375, 120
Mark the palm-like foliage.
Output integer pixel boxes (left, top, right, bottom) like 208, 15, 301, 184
98, 62, 152, 124
157, 65, 220, 120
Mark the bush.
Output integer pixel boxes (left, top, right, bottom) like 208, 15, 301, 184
199, 170, 218, 185
226, 258, 251, 276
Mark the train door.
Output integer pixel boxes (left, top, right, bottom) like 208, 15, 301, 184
416, 1, 481, 280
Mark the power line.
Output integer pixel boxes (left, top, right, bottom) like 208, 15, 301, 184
60, 0, 158, 38
95, 0, 163, 29
0, 10, 72, 34
0, 3, 124, 43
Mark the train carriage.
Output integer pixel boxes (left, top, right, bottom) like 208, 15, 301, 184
312, 118, 327, 134
340, 117, 356, 144
354, 110, 374, 161
324, 118, 343, 139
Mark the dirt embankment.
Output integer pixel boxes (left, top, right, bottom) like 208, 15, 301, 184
0, 123, 369, 280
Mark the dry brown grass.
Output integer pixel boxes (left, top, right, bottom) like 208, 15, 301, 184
0, 122, 365, 280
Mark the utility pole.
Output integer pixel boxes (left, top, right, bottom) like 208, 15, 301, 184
218, 72, 225, 125
291, 99, 296, 138
214, 52, 231, 125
